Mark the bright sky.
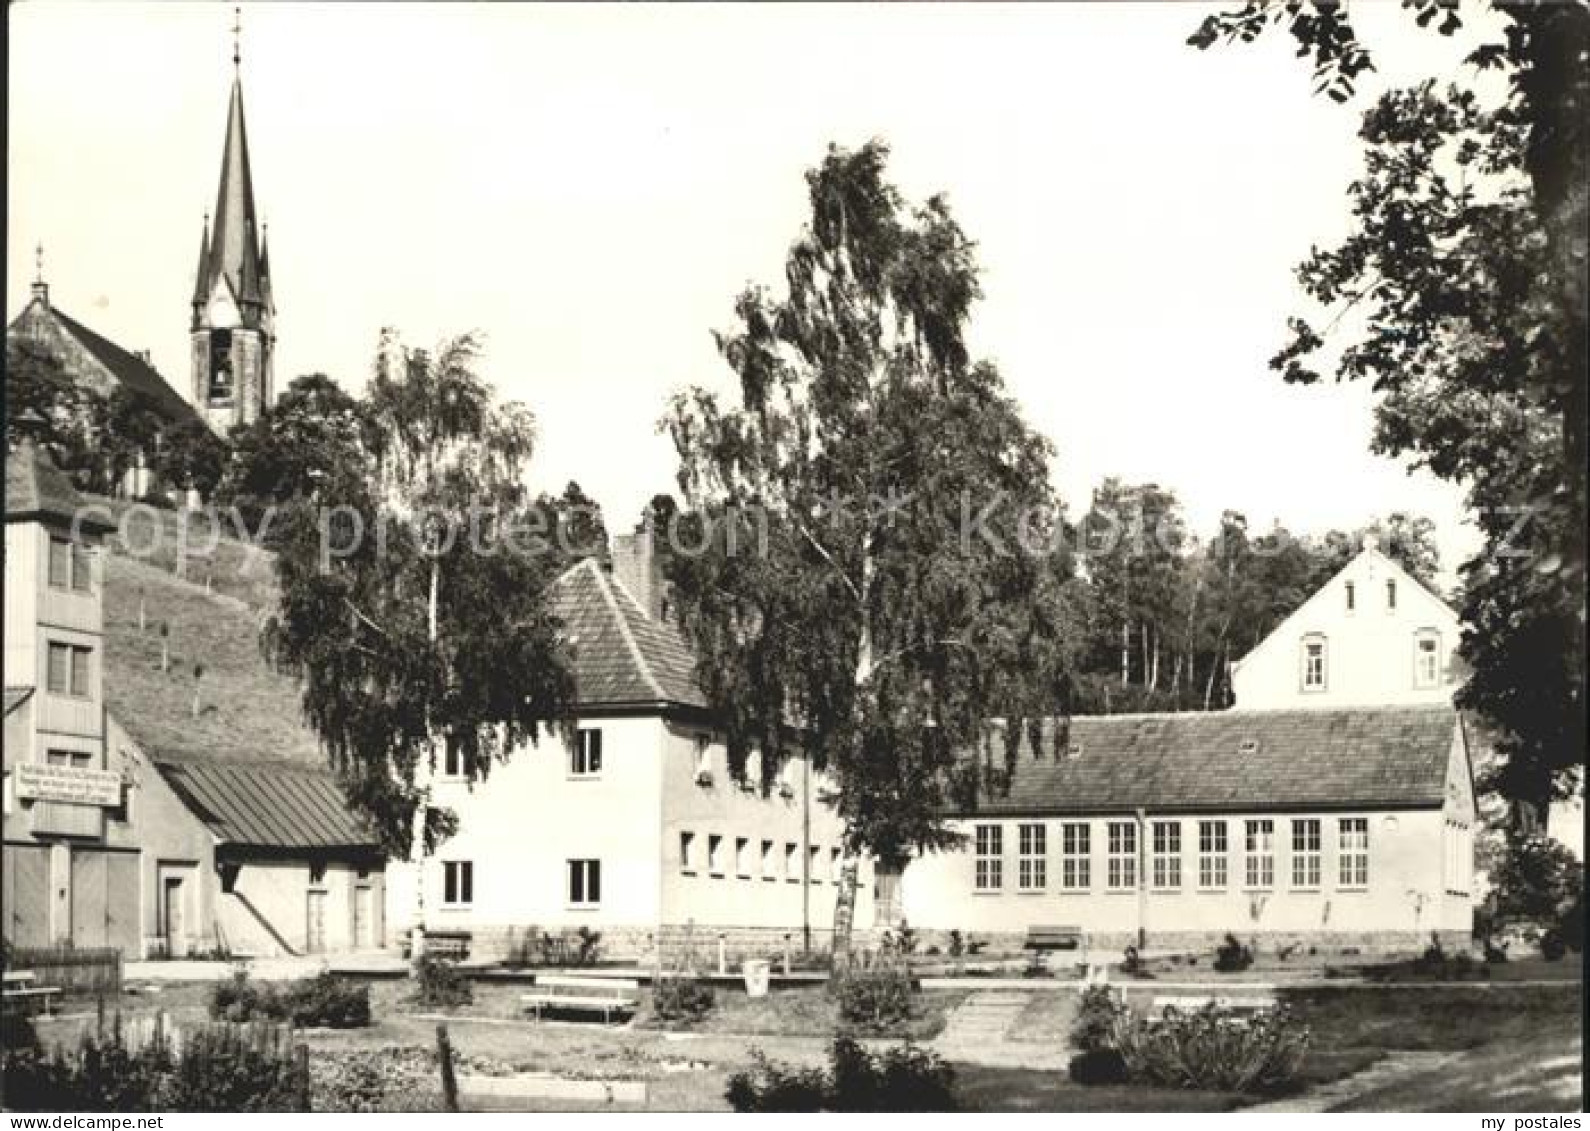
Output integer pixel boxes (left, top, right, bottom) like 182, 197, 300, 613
8, 2, 1495, 583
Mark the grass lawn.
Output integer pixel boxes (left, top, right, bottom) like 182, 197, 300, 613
953, 1065, 1242, 1112
1281, 982, 1581, 1054
633, 984, 964, 1040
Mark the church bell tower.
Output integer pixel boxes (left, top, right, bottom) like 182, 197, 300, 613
190, 11, 274, 433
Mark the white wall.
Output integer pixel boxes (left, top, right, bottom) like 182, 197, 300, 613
901, 807, 1454, 943
1231, 548, 1463, 710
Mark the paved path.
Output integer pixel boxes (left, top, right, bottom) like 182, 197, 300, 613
930, 990, 1070, 1069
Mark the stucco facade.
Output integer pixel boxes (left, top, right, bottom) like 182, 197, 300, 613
1230, 541, 1463, 710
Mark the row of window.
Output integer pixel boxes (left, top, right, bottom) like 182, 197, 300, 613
1299, 629, 1443, 692
1343, 577, 1397, 614
439, 858, 602, 909
680, 832, 842, 885
973, 817, 1371, 893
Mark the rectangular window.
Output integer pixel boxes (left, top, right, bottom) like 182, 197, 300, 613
442, 745, 465, 778
1151, 820, 1181, 889
1061, 822, 1091, 890
48, 538, 70, 588
1106, 821, 1137, 890
680, 831, 697, 873
1291, 819, 1322, 889
761, 839, 775, 880
72, 543, 92, 592
47, 748, 92, 768
1302, 638, 1327, 691
694, 735, 712, 777
1198, 820, 1228, 889
47, 642, 91, 697
1345, 580, 1355, 612
442, 861, 473, 907
737, 837, 751, 878
784, 842, 799, 882
1245, 819, 1274, 889
567, 859, 601, 906
1018, 823, 1046, 891
1414, 633, 1441, 689
708, 834, 724, 876
830, 847, 843, 884
1386, 579, 1397, 611
974, 824, 1003, 891
809, 845, 821, 884
570, 728, 602, 777
1339, 817, 1369, 888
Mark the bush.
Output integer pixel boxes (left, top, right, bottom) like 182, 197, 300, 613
947, 930, 964, 958
1113, 1003, 1310, 1094
2, 1026, 303, 1112
504, 925, 604, 968
651, 975, 715, 1023
1070, 985, 1124, 1053
726, 1037, 955, 1111
1214, 933, 1254, 973
1068, 1048, 1129, 1085
208, 970, 370, 1027
1540, 929, 1567, 961
832, 960, 914, 1030
411, 955, 473, 1008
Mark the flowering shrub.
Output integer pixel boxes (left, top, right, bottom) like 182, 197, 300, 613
411, 955, 473, 1008
1113, 1002, 1309, 1094
208, 969, 370, 1027
727, 1037, 955, 1111
831, 959, 914, 1030
651, 975, 715, 1023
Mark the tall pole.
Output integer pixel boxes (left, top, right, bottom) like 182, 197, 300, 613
1136, 806, 1147, 951
410, 555, 439, 962
801, 754, 811, 953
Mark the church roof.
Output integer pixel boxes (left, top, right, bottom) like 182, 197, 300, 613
47, 307, 199, 425
201, 73, 268, 314
952, 704, 1460, 817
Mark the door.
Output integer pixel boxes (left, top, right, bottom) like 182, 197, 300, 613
2, 844, 50, 948
352, 885, 373, 950
306, 890, 327, 954
163, 877, 187, 957
70, 849, 140, 953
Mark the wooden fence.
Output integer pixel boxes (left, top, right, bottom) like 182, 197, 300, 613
6, 946, 123, 995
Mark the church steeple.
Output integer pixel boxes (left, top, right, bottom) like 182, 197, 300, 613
189, 8, 275, 433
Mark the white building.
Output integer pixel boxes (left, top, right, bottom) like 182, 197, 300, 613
1230, 535, 1464, 710
385, 535, 873, 964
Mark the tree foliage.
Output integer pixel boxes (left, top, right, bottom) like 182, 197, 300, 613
665, 141, 1074, 869
1189, 0, 1588, 811
263, 332, 576, 854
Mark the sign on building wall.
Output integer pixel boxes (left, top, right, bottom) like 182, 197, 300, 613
14, 763, 122, 806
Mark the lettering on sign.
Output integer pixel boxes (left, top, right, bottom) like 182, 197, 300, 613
14, 763, 123, 806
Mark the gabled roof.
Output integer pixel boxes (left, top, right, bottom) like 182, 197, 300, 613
3, 687, 34, 718
153, 757, 380, 852
5, 440, 111, 531
46, 307, 200, 426
549, 557, 706, 710
954, 704, 1459, 816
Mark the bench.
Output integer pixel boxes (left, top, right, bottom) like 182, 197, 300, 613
2, 971, 62, 1017
402, 930, 472, 961
1024, 925, 1083, 952
521, 976, 641, 1024
1151, 994, 1274, 1020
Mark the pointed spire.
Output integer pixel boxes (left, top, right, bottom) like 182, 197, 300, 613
208, 62, 264, 311
191, 213, 212, 308
31, 242, 49, 308
232, 6, 242, 68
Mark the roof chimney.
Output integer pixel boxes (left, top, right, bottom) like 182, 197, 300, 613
609, 526, 666, 621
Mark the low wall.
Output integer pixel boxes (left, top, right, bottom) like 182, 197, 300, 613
904, 927, 1473, 957
392, 922, 879, 967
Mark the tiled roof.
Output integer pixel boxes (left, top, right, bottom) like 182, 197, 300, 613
4, 440, 110, 530
3, 687, 34, 718
955, 704, 1458, 816
549, 557, 706, 710
153, 758, 380, 851
50, 308, 199, 426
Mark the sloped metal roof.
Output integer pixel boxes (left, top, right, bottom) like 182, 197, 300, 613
153, 758, 380, 851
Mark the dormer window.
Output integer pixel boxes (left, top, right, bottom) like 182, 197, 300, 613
1300, 635, 1327, 692
1386, 579, 1397, 612
1344, 581, 1355, 613
1414, 630, 1442, 689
